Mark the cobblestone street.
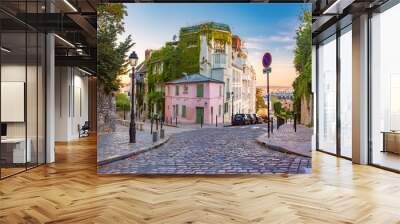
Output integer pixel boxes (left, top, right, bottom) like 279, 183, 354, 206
98, 124, 311, 174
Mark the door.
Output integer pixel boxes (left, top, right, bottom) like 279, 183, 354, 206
211, 106, 213, 124
196, 107, 204, 124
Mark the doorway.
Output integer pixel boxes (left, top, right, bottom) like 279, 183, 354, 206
196, 107, 204, 124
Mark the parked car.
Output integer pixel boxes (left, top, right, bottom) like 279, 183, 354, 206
232, 114, 250, 126
253, 114, 263, 124
247, 114, 256, 124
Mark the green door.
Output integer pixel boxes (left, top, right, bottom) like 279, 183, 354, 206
196, 107, 204, 124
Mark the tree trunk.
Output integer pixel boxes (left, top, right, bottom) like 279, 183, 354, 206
300, 94, 313, 126
97, 83, 117, 134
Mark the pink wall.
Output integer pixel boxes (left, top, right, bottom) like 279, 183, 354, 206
165, 82, 224, 124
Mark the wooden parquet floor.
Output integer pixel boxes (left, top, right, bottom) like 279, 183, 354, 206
1, 135, 400, 224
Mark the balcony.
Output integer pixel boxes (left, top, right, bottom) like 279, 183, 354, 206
212, 53, 227, 69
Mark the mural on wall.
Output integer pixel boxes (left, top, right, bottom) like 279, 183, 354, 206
97, 3, 313, 175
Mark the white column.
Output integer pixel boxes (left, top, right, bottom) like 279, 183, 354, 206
352, 14, 369, 164
46, 32, 55, 163
311, 45, 317, 151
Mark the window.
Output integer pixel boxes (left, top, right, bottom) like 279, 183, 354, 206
173, 104, 179, 117
317, 34, 337, 154
196, 83, 204, 97
219, 85, 222, 97
187, 40, 197, 48
183, 85, 188, 94
181, 105, 186, 118
224, 102, 229, 113
340, 26, 352, 158
219, 105, 222, 116
175, 85, 179, 96
370, 4, 400, 171
214, 39, 225, 53
0, 4, 46, 179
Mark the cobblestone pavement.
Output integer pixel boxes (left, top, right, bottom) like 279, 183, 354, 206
98, 124, 311, 174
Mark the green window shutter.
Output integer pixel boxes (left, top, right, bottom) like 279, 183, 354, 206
182, 105, 186, 118
196, 84, 204, 97
175, 85, 179, 96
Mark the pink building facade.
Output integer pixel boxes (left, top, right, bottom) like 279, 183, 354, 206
165, 74, 224, 125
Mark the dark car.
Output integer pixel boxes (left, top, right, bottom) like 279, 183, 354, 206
232, 114, 250, 126
247, 114, 256, 124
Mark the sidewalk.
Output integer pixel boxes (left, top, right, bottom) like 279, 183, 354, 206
97, 125, 166, 165
256, 123, 312, 157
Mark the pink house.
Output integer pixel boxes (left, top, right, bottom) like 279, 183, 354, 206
165, 74, 224, 125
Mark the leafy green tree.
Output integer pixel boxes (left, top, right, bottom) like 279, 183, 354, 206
273, 101, 282, 116
97, 3, 133, 93
97, 3, 133, 132
292, 9, 312, 124
116, 93, 130, 120
256, 88, 266, 111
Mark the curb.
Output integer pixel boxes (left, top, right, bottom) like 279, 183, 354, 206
98, 136, 171, 166
255, 136, 311, 158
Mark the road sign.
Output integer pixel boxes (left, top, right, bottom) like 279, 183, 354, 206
263, 67, 272, 74
262, 52, 272, 68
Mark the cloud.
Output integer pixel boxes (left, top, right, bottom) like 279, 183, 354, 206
246, 33, 295, 44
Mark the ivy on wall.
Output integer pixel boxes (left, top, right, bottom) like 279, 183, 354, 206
145, 22, 233, 116
292, 9, 312, 123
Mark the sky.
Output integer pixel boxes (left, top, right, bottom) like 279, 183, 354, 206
119, 3, 311, 87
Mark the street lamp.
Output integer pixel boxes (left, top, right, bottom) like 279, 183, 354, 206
129, 51, 138, 143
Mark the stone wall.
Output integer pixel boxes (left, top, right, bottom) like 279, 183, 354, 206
97, 84, 117, 134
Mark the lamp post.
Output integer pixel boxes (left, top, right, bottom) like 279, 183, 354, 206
129, 51, 138, 143
231, 91, 235, 124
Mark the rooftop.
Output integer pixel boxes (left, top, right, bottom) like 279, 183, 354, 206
180, 22, 231, 35
166, 73, 225, 84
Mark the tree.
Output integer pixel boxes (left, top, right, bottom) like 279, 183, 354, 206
292, 9, 312, 125
116, 93, 130, 120
273, 101, 282, 116
97, 3, 134, 132
256, 88, 266, 111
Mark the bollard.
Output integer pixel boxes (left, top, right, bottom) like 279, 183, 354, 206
161, 119, 163, 130
175, 117, 178, 127
151, 118, 154, 134
160, 129, 165, 139
201, 116, 203, 128
152, 131, 158, 143
271, 118, 273, 133
216, 115, 218, 127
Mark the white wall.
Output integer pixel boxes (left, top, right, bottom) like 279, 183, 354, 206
55, 67, 89, 141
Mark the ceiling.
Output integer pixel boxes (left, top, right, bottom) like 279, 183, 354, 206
0, 0, 98, 73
